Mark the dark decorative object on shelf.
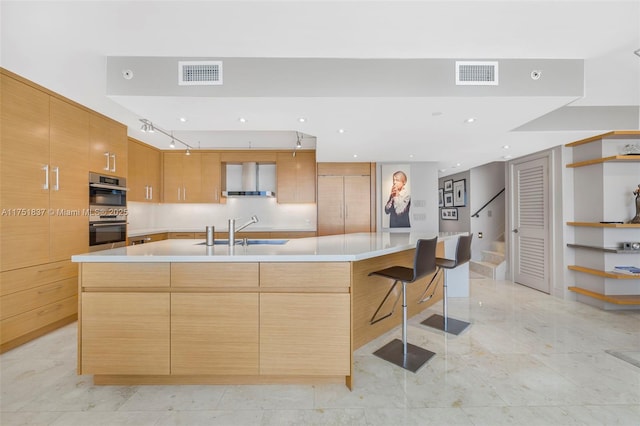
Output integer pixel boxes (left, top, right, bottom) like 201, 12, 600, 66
629, 184, 640, 224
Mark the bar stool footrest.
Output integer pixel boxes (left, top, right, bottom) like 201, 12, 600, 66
421, 314, 470, 336
373, 339, 435, 373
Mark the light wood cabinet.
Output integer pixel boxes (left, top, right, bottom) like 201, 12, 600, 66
128, 138, 161, 202
163, 152, 203, 203
1, 260, 78, 352
318, 175, 371, 236
171, 293, 259, 375
276, 151, 316, 203
1, 73, 52, 270
201, 152, 222, 203
260, 293, 350, 376
81, 292, 170, 375
89, 113, 127, 176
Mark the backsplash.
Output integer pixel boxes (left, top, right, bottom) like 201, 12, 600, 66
127, 198, 317, 232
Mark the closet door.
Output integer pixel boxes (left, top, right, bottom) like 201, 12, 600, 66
511, 156, 549, 294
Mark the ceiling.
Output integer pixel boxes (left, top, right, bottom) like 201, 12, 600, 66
2, 1, 639, 176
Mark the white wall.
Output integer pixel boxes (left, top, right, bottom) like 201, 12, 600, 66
127, 199, 316, 233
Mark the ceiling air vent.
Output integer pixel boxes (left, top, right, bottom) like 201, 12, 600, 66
178, 61, 222, 86
455, 61, 498, 85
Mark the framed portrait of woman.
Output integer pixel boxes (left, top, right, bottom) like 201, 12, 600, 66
381, 164, 411, 229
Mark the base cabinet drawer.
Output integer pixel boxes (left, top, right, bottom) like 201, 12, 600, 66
260, 293, 351, 376
81, 292, 170, 375
171, 293, 259, 375
0, 260, 77, 296
1, 295, 77, 345
1, 277, 77, 320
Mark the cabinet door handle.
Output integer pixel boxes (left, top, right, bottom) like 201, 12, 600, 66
104, 152, 110, 171
110, 154, 116, 172
52, 166, 60, 191
177, 187, 181, 201
149, 186, 153, 200
42, 164, 49, 190
183, 186, 186, 201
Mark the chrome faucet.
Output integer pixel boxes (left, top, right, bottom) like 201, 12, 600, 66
228, 215, 259, 246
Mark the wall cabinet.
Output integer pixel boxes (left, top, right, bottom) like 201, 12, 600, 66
89, 113, 127, 176
565, 131, 640, 309
276, 151, 316, 203
163, 152, 221, 203
128, 138, 161, 202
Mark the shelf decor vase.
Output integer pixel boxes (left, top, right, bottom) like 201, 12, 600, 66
629, 184, 640, 224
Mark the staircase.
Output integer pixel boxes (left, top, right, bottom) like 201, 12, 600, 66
470, 238, 506, 280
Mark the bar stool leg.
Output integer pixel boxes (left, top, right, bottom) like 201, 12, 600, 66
421, 270, 471, 336
373, 280, 435, 373
402, 281, 407, 357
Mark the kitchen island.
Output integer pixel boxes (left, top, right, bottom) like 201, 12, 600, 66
72, 232, 465, 389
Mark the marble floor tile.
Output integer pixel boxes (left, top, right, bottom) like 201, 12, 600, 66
2, 278, 640, 426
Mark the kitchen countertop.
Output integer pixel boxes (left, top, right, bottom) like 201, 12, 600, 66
73, 232, 465, 263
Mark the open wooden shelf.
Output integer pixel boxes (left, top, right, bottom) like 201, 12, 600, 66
564, 130, 640, 147
566, 244, 640, 254
568, 286, 640, 305
566, 155, 640, 168
568, 265, 640, 279
567, 222, 640, 228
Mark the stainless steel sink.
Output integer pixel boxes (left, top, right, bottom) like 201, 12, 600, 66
196, 239, 288, 246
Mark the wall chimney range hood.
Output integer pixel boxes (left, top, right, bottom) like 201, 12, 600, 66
223, 162, 276, 197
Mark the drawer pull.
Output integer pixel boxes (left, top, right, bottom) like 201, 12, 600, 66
37, 266, 64, 273
38, 304, 62, 316
38, 285, 63, 294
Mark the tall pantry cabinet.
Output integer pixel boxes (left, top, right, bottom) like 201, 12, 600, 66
0, 69, 127, 352
317, 163, 375, 236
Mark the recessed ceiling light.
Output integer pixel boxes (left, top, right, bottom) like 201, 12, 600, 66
464, 117, 476, 124
439, 169, 447, 173
503, 145, 510, 149
298, 117, 306, 123
179, 117, 188, 123
353, 154, 358, 158
503, 155, 513, 159
338, 129, 345, 134
238, 117, 247, 123
409, 154, 414, 158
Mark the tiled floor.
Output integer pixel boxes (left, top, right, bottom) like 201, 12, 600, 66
2, 277, 639, 426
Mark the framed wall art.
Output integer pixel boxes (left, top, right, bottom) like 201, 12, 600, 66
381, 164, 412, 229
444, 191, 454, 207
441, 207, 458, 220
439, 188, 444, 207
444, 179, 453, 192
453, 179, 466, 207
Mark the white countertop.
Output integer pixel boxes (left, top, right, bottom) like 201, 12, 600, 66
73, 232, 465, 263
